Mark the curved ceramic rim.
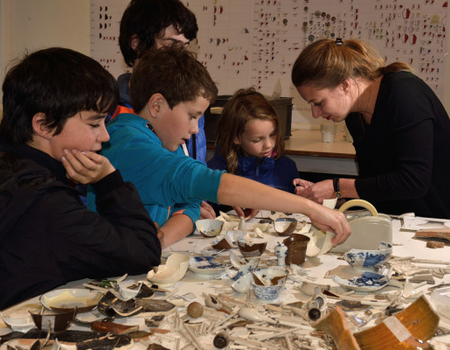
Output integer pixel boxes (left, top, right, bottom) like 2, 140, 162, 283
40, 288, 102, 313
338, 199, 379, 217
333, 274, 389, 293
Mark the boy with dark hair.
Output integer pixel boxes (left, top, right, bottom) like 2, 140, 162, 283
114, 0, 206, 164
112, 0, 216, 221
0, 47, 161, 310
88, 45, 351, 248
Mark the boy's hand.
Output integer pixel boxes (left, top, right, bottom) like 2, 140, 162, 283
199, 201, 216, 220
233, 206, 259, 220
308, 204, 351, 246
61, 149, 115, 184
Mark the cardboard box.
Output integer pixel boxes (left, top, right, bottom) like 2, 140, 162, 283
204, 95, 293, 143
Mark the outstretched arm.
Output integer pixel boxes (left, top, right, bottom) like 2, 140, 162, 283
216, 173, 351, 246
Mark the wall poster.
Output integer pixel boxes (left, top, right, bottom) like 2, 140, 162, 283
91, 0, 449, 123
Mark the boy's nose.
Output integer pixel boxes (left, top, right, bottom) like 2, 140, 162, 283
99, 124, 110, 142
190, 122, 199, 135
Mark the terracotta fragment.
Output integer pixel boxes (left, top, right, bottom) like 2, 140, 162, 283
415, 228, 450, 242
426, 241, 445, 248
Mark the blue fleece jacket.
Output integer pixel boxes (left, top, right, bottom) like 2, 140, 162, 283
115, 72, 207, 163
207, 150, 298, 193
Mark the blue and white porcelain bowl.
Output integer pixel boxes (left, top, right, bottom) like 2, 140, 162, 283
343, 241, 392, 271
251, 267, 289, 301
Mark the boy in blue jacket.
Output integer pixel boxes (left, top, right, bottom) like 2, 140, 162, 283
88, 44, 351, 248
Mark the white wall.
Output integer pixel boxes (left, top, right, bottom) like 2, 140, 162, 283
1, 0, 450, 117
0, 0, 90, 86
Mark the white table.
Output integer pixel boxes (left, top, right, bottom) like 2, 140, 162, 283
1, 216, 450, 349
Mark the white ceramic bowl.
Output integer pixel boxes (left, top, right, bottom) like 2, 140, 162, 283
195, 219, 224, 237
343, 241, 392, 270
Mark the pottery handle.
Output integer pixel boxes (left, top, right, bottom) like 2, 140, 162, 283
338, 199, 379, 216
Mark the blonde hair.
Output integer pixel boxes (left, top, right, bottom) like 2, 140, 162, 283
214, 88, 284, 174
291, 38, 412, 89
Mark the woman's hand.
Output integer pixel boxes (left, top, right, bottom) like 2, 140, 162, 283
295, 179, 335, 204
61, 149, 115, 184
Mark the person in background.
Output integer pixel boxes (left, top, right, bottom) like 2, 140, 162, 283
114, 0, 215, 220
207, 88, 299, 219
292, 38, 450, 219
0, 48, 161, 310
88, 45, 351, 248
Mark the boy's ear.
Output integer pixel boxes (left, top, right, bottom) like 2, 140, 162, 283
148, 93, 165, 117
31, 113, 54, 140
130, 34, 140, 51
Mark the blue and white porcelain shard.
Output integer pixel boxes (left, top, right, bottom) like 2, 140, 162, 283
233, 259, 259, 281
273, 217, 298, 235
251, 267, 289, 301
333, 272, 390, 293
231, 272, 253, 293
343, 241, 392, 270
188, 255, 225, 275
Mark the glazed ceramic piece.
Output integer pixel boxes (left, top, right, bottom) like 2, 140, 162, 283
147, 253, 189, 286
0, 312, 34, 332
322, 198, 337, 209
430, 287, 450, 322
233, 259, 259, 281
274, 243, 288, 266
333, 272, 390, 293
211, 230, 245, 250
237, 237, 267, 258
74, 309, 110, 325
195, 219, 224, 237
40, 288, 102, 313
402, 281, 427, 300
115, 281, 142, 300
253, 222, 270, 232
354, 296, 439, 349
305, 230, 334, 257
238, 307, 276, 324
274, 218, 298, 236
343, 242, 393, 271
188, 255, 226, 275
331, 199, 392, 253
229, 249, 246, 269
231, 272, 253, 293
30, 309, 76, 333
299, 282, 322, 296
283, 234, 310, 265
312, 306, 361, 350
251, 267, 289, 301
